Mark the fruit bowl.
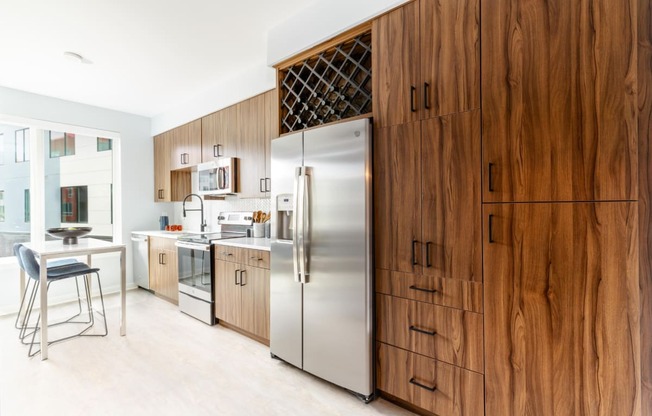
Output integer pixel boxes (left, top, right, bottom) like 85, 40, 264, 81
46, 227, 92, 245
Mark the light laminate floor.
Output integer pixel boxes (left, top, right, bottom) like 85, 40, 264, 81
0, 289, 414, 416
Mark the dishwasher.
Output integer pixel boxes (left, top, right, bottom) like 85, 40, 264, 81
131, 233, 150, 289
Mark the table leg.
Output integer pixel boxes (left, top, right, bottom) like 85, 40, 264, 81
40, 255, 48, 360
120, 247, 126, 336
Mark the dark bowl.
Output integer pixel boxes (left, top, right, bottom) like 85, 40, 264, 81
46, 227, 92, 245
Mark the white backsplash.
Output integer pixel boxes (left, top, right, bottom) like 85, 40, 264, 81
168, 172, 270, 232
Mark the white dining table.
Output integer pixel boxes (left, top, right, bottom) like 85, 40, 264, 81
21, 238, 127, 360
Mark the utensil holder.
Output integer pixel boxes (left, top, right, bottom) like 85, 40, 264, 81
253, 223, 265, 238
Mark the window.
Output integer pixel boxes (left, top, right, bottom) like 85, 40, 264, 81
0, 191, 4, 222
97, 137, 112, 152
15, 129, 29, 162
24, 189, 29, 223
60, 186, 88, 223
0, 133, 4, 165
49, 131, 75, 158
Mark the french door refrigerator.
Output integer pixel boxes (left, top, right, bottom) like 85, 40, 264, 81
270, 118, 373, 402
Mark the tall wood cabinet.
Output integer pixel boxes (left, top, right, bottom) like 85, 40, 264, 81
148, 236, 179, 304
169, 119, 202, 170
372, 0, 479, 129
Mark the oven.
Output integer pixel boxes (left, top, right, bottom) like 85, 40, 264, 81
175, 240, 214, 325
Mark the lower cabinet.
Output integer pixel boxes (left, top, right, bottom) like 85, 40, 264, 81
148, 236, 179, 303
214, 246, 270, 343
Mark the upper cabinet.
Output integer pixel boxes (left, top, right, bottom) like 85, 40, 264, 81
237, 93, 267, 198
153, 131, 171, 202
201, 104, 238, 161
170, 119, 202, 170
481, 0, 638, 202
372, 0, 480, 129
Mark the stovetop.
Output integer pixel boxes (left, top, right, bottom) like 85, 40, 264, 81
179, 231, 246, 244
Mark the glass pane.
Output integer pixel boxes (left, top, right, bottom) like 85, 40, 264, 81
0, 124, 30, 258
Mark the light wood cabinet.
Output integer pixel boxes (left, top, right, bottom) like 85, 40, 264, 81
375, 110, 481, 281
170, 119, 202, 170
153, 132, 171, 202
484, 202, 640, 416
237, 94, 267, 198
214, 245, 270, 343
148, 236, 179, 303
372, 0, 479, 129
481, 0, 638, 203
201, 104, 238, 161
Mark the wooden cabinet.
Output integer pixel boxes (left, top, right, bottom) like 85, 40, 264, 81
201, 104, 238, 161
372, 0, 479, 129
375, 110, 481, 282
237, 94, 267, 198
148, 236, 179, 303
377, 343, 484, 416
169, 119, 202, 170
214, 245, 270, 343
481, 0, 638, 203
153, 131, 171, 202
483, 202, 640, 416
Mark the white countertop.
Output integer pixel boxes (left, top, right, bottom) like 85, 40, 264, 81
214, 237, 271, 251
132, 230, 196, 239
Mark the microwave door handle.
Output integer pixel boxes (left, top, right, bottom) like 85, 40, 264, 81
301, 167, 310, 282
293, 167, 302, 283
218, 167, 224, 190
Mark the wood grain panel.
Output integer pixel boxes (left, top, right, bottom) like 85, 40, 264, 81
422, 110, 481, 282
374, 122, 422, 273
214, 259, 241, 326
484, 202, 640, 416
640, 0, 652, 413
237, 94, 267, 197
375, 269, 483, 313
170, 170, 191, 202
481, 0, 638, 202
420, 0, 480, 118
377, 342, 484, 416
372, 0, 420, 128
187, 119, 202, 166
376, 294, 483, 373
246, 249, 270, 269
153, 132, 170, 202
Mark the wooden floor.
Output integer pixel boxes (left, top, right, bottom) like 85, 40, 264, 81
0, 289, 413, 416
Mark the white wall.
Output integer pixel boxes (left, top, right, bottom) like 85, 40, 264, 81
151, 0, 408, 136
0, 86, 160, 314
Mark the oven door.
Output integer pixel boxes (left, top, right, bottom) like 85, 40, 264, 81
175, 241, 214, 325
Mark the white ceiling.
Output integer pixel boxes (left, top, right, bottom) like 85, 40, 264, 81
0, 0, 315, 117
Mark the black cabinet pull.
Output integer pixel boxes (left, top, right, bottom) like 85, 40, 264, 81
425, 241, 433, 268
180, 154, 184, 165
185, 153, 190, 164
265, 178, 271, 192
409, 325, 437, 336
489, 214, 495, 243
423, 82, 430, 109
161, 252, 166, 265
213, 144, 223, 157
409, 378, 437, 392
410, 86, 417, 112
240, 270, 247, 286
235, 269, 240, 285
158, 253, 162, 264
412, 240, 419, 265
157, 189, 163, 199
488, 163, 495, 192
409, 285, 437, 294
260, 178, 265, 193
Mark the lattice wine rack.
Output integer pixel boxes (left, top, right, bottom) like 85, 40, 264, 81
279, 31, 372, 134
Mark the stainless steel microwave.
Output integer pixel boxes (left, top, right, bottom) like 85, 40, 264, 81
197, 159, 236, 195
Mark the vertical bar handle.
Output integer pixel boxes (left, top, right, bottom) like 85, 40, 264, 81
489, 214, 495, 243
260, 178, 265, 193
235, 269, 241, 285
293, 167, 302, 283
488, 163, 495, 192
423, 82, 430, 109
240, 269, 246, 286
265, 178, 271, 192
412, 240, 419, 266
425, 241, 433, 268
161, 252, 166, 265
301, 167, 311, 281
410, 86, 417, 112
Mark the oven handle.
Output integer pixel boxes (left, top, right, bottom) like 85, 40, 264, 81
174, 241, 210, 252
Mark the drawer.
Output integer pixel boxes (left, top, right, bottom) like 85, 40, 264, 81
245, 249, 270, 269
376, 294, 484, 373
377, 342, 484, 416
214, 245, 244, 263
376, 269, 483, 313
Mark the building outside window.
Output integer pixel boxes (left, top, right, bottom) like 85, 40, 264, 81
24, 189, 29, 223
97, 137, 112, 152
15, 129, 29, 162
0, 190, 4, 222
0, 133, 4, 165
50, 131, 75, 158
60, 186, 88, 223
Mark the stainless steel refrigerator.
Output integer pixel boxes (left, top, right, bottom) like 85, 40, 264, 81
270, 118, 373, 402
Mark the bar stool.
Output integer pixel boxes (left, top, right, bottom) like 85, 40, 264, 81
13, 243, 81, 334
18, 245, 108, 357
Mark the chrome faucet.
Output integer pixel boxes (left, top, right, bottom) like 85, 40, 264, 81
182, 193, 207, 232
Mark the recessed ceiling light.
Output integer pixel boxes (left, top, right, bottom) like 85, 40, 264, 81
63, 51, 92, 64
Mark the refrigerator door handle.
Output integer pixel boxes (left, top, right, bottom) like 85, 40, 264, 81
301, 167, 311, 282
293, 166, 302, 283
